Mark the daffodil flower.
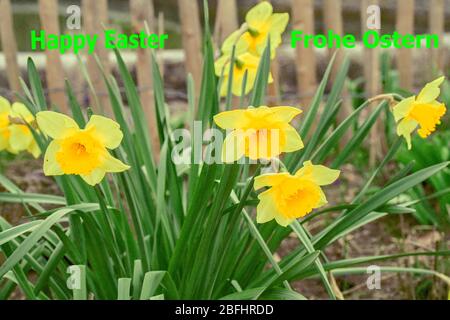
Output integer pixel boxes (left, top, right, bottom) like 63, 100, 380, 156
242, 1, 289, 57
0, 97, 40, 158
215, 51, 273, 97
0, 96, 11, 152
213, 106, 303, 162
9, 103, 41, 158
393, 76, 447, 149
36, 111, 130, 186
214, 3, 285, 97
254, 161, 340, 226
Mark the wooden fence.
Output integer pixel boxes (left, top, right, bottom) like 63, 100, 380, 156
0, 0, 448, 158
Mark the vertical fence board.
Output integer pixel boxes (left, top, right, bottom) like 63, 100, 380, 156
82, 0, 111, 115
323, 0, 344, 79
291, 0, 316, 107
39, 0, 68, 112
429, 0, 444, 75
130, 0, 159, 155
396, 0, 415, 91
177, 0, 202, 101
361, 0, 383, 165
323, 0, 351, 146
0, 0, 21, 97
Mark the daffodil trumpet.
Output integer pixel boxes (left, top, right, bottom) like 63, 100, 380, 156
36, 111, 130, 186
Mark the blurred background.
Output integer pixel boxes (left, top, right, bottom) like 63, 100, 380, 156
1, 0, 449, 103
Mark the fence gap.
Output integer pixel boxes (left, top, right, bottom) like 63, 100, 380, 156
429, 0, 444, 79
396, 0, 415, 91
39, 0, 68, 112
0, 0, 21, 97
323, 0, 351, 146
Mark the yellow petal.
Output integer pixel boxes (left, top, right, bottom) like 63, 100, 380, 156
233, 66, 257, 96
81, 168, 106, 186
295, 161, 340, 186
235, 33, 252, 54
101, 152, 130, 173
416, 76, 445, 103
315, 188, 328, 208
267, 13, 289, 35
0, 128, 10, 150
221, 130, 246, 163
8, 125, 32, 152
27, 140, 41, 158
254, 172, 290, 190
271, 106, 302, 122
219, 76, 230, 97
397, 117, 418, 150
241, 52, 261, 68
256, 189, 278, 224
246, 1, 273, 30
0, 96, 11, 113
232, 52, 262, 96
11, 103, 33, 121
86, 115, 123, 149
257, 34, 283, 58
282, 125, 304, 152
36, 111, 79, 139
393, 96, 415, 122
274, 213, 292, 227
215, 55, 230, 77
213, 110, 247, 129
222, 29, 245, 54
43, 140, 63, 176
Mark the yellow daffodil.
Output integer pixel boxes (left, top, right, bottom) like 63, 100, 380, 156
254, 161, 340, 226
213, 106, 303, 162
215, 51, 273, 97
0, 97, 40, 158
393, 76, 447, 149
0, 97, 11, 152
9, 103, 41, 158
36, 111, 130, 186
242, 1, 289, 57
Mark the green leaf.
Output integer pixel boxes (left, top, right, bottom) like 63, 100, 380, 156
117, 278, 132, 300
140, 271, 165, 300
0, 204, 99, 279
315, 161, 450, 248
